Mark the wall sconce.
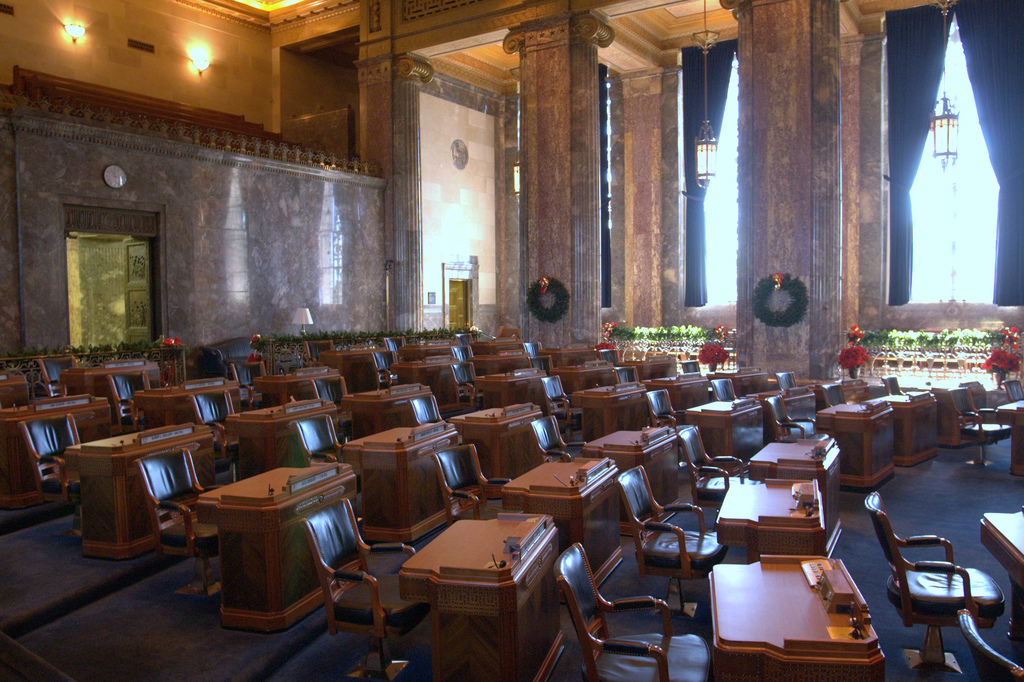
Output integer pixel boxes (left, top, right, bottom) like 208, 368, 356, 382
64, 24, 85, 42
190, 51, 210, 74
292, 307, 314, 335
513, 159, 521, 196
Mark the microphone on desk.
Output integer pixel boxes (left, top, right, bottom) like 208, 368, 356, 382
490, 553, 506, 569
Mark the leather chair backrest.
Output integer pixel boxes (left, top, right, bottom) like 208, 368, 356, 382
39, 357, 74, 386
951, 387, 976, 415
1006, 379, 1024, 403
372, 351, 393, 371
681, 360, 700, 374
864, 492, 901, 572
554, 544, 600, 628
434, 445, 478, 492
138, 450, 195, 502
959, 610, 1024, 681
531, 416, 563, 453
597, 348, 618, 364
765, 395, 788, 423
710, 378, 736, 401
24, 416, 77, 458
530, 356, 551, 373
383, 337, 403, 352
193, 391, 232, 425
454, 333, 473, 347
313, 377, 343, 404
450, 362, 475, 385
823, 383, 845, 407
410, 396, 440, 425
294, 416, 335, 455
677, 425, 704, 468
617, 467, 653, 522
110, 372, 147, 402
615, 366, 638, 384
541, 376, 566, 402
523, 342, 540, 357
451, 345, 471, 362
306, 340, 334, 362
882, 376, 901, 396
646, 390, 673, 421
304, 499, 360, 569
775, 372, 796, 391
231, 363, 255, 387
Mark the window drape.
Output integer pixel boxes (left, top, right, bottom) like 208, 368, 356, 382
682, 40, 737, 308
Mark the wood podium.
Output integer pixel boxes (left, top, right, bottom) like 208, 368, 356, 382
981, 511, 1024, 640
571, 382, 649, 442
225, 399, 338, 480
715, 479, 827, 563
0, 395, 111, 508
538, 344, 597, 369
502, 459, 622, 584
643, 373, 712, 412
344, 422, 459, 542
883, 392, 938, 466
684, 399, 764, 461
392, 355, 461, 413
471, 351, 532, 377
815, 401, 894, 490
710, 557, 883, 681
475, 367, 547, 410
399, 514, 563, 682
448, 403, 544, 495
61, 359, 162, 423
0, 373, 30, 409
550, 361, 616, 395
318, 347, 385, 394
197, 464, 356, 631
582, 426, 679, 532
997, 401, 1024, 475
133, 378, 241, 429
707, 368, 770, 397
338, 383, 433, 440
619, 354, 677, 381
254, 366, 336, 407
70, 423, 215, 559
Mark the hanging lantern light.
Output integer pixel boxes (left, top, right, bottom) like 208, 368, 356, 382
692, 0, 719, 189
929, 0, 959, 170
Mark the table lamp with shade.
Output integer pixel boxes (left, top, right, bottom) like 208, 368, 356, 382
292, 307, 313, 335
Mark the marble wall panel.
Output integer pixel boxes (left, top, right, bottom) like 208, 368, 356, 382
0, 120, 19, 351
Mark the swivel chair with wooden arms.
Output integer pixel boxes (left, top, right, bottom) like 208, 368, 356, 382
136, 448, 219, 595
37, 356, 76, 397
304, 339, 334, 364
431, 444, 509, 525
709, 378, 735, 402
450, 344, 472, 363
408, 395, 442, 426
1005, 379, 1024, 404
865, 492, 1004, 671
645, 389, 683, 431
764, 395, 826, 444
290, 415, 342, 465
189, 390, 239, 480
555, 542, 711, 682
882, 376, 904, 396
19, 414, 82, 533
820, 382, 845, 407
775, 371, 796, 391
680, 360, 700, 374
961, 380, 1001, 424
614, 366, 638, 385
522, 342, 540, 357
677, 425, 751, 511
311, 375, 353, 441
948, 387, 1010, 464
107, 371, 150, 434
454, 332, 474, 347
617, 466, 727, 617
597, 348, 618, 364
540, 375, 581, 439
531, 415, 580, 463
302, 498, 428, 680
449, 362, 482, 409
371, 351, 396, 389
958, 609, 1024, 681
230, 360, 265, 410
382, 337, 404, 353
530, 355, 552, 374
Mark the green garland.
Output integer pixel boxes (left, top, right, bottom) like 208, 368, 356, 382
527, 277, 571, 323
752, 273, 809, 328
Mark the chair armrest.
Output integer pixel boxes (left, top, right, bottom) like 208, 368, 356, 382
607, 596, 660, 613
310, 452, 338, 463
451, 490, 478, 502
779, 421, 807, 438
485, 478, 511, 487
368, 543, 414, 555
333, 568, 370, 583
661, 503, 707, 533
902, 534, 955, 562
697, 465, 729, 478
601, 639, 670, 676
158, 500, 190, 514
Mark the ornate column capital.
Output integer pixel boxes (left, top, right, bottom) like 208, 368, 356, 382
720, 0, 752, 18
393, 53, 434, 84
503, 29, 526, 55
571, 12, 614, 48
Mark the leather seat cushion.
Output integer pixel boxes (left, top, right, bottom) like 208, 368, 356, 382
887, 568, 1004, 621
592, 632, 710, 682
333, 574, 429, 632
643, 530, 727, 573
40, 480, 80, 497
161, 521, 219, 555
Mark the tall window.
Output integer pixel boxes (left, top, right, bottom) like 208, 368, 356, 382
910, 17, 998, 303
703, 56, 739, 305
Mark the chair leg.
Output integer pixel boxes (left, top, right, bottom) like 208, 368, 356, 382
968, 441, 991, 466
350, 635, 408, 680
667, 577, 697, 618
177, 554, 220, 596
68, 502, 82, 537
903, 624, 961, 673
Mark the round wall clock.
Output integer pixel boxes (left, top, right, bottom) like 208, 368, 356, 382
451, 140, 468, 170
103, 165, 127, 188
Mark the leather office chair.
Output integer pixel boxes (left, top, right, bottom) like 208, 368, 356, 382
1005, 379, 1024, 404
190, 390, 239, 480
107, 371, 150, 434
37, 356, 76, 397
136, 448, 219, 595
958, 609, 1024, 680
820, 382, 845, 407
949, 387, 1010, 464
454, 332, 474, 347
709, 378, 735, 402
597, 348, 618, 364
408, 395, 442, 426
522, 342, 540, 357
311, 375, 352, 442
539, 376, 582, 440
882, 376, 904, 396
382, 336, 404, 353
617, 466, 727, 616
530, 355, 552, 374
646, 389, 682, 430
677, 425, 750, 511
290, 415, 342, 464
961, 380, 1000, 424
531, 415, 577, 463
775, 371, 796, 391
230, 360, 265, 410
450, 345, 472, 362
680, 360, 700, 374
764, 395, 826, 443
865, 492, 1004, 671
614, 366, 638, 385
371, 351, 396, 389
555, 542, 711, 682
432, 444, 508, 524
19, 414, 82, 533
304, 339, 334, 364
302, 498, 428, 679
449, 362, 482, 409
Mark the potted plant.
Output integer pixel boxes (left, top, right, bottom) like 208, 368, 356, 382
838, 345, 870, 379
698, 342, 729, 372
981, 348, 1021, 387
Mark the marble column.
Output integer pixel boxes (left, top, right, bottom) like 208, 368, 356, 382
505, 12, 611, 347
732, 0, 841, 380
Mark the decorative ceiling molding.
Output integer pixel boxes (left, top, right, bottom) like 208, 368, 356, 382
433, 53, 518, 95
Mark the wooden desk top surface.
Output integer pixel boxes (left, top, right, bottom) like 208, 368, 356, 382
255, 367, 338, 383
0, 394, 107, 420
226, 399, 334, 422
448, 403, 541, 425
644, 373, 709, 386
342, 384, 431, 402
881, 392, 935, 406
817, 402, 891, 417
198, 463, 352, 508
750, 441, 838, 469
982, 512, 1024, 556
686, 399, 759, 414
718, 479, 821, 526
997, 401, 1024, 413
583, 427, 675, 450
502, 458, 617, 496
72, 423, 209, 454
571, 383, 646, 399
136, 379, 238, 396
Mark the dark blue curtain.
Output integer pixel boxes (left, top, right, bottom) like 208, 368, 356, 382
682, 40, 736, 307
599, 64, 611, 308
885, 6, 946, 305
957, 0, 1024, 305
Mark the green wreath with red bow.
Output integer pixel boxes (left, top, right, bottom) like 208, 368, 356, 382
752, 272, 808, 328
527, 277, 571, 323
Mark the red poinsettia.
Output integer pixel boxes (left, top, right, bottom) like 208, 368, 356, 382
698, 342, 729, 366
712, 325, 729, 342
838, 345, 870, 370
982, 348, 1021, 373
1001, 327, 1020, 352
847, 325, 864, 345
162, 337, 181, 347
601, 321, 618, 341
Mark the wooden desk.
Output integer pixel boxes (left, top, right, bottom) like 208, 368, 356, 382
684, 399, 764, 461
393, 356, 460, 413
343, 422, 459, 542
399, 514, 563, 682
397, 341, 456, 362
254, 366, 336, 407
816, 402, 894, 490
0, 395, 111, 508
476, 368, 547, 410
711, 557, 883, 681
318, 347, 388, 395
715, 479, 827, 563
0, 373, 30, 409
133, 378, 241, 429
619, 354, 677, 381
339, 383, 433, 441
470, 338, 526, 357
539, 344, 597, 368
572, 383, 649, 442
748, 440, 841, 555
225, 399, 338, 480
197, 464, 355, 631
643, 373, 712, 412
550, 361, 616, 395
707, 368, 770, 397
69, 424, 215, 559
448, 404, 544, 495
981, 512, 1024, 639
997, 402, 1024, 475
471, 352, 532, 377
502, 459, 621, 584
883, 392, 938, 466
61, 360, 162, 423
582, 426, 679, 532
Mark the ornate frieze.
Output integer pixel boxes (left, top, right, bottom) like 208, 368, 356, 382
402, 0, 487, 22
64, 206, 158, 238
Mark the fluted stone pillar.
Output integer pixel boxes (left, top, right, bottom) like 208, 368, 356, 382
732, 0, 841, 379
505, 13, 611, 347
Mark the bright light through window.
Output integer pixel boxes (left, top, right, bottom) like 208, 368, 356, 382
704, 56, 739, 305
910, 17, 998, 303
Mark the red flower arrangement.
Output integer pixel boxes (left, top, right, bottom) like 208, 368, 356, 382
162, 337, 181, 347
982, 348, 1021, 373
1001, 327, 1020, 352
847, 325, 864, 345
712, 325, 729, 342
838, 345, 870, 370
698, 342, 729, 367
601, 321, 618, 341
